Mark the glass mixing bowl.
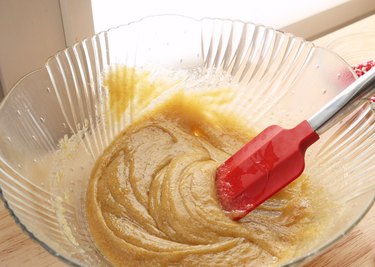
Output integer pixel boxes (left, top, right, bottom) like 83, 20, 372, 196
0, 15, 374, 266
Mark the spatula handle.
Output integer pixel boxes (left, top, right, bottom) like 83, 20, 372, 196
308, 67, 375, 135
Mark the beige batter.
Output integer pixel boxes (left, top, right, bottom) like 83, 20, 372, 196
86, 68, 333, 267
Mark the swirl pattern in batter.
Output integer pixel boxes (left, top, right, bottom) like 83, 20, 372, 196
86, 94, 332, 267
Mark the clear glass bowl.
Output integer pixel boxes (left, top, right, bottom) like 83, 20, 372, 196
0, 15, 374, 266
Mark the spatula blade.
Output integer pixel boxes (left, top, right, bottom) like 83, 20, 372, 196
215, 120, 319, 220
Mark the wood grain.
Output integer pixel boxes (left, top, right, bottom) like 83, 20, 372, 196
1, 14, 374, 267
0, 204, 66, 267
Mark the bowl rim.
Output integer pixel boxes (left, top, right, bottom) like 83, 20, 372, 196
0, 14, 374, 267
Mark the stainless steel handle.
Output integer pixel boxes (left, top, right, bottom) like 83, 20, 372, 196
308, 67, 375, 135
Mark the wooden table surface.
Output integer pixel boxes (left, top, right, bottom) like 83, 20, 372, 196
1, 15, 375, 267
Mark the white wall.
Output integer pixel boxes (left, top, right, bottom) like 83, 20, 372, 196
0, 0, 66, 96
91, 0, 375, 39
59, 0, 94, 46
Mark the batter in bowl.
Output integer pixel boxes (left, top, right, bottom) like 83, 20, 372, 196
86, 69, 335, 267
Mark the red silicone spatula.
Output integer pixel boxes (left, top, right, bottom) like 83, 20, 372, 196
216, 67, 375, 220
